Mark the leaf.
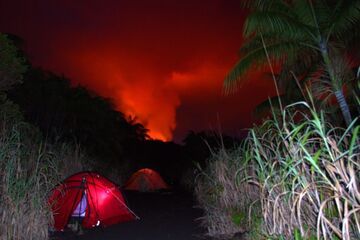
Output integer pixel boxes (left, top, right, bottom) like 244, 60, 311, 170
294, 228, 302, 240
224, 41, 303, 93
349, 125, 360, 157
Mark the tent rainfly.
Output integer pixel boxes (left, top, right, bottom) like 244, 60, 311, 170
124, 168, 169, 192
49, 172, 137, 231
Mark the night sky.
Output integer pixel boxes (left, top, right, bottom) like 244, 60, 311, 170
0, 0, 276, 142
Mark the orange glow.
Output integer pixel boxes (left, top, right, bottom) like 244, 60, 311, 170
118, 82, 180, 141
0, 0, 278, 141
50, 47, 181, 141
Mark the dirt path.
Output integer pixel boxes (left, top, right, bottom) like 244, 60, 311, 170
54, 190, 205, 240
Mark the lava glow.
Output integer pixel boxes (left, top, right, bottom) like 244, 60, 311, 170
0, 0, 277, 141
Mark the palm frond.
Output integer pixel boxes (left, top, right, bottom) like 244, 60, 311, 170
240, 34, 308, 57
240, 0, 286, 11
223, 41, 303, 93
277, 48, 322, 89
253, 86, 306, 119
253, 95, 285, 119
326, 0, 360, 42
328, 54, 353, 90
244, 11, 314, 40
313, 0, 334, 31
292, 0, 318, 30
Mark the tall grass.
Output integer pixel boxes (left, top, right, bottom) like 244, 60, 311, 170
246, 102, 360, 239
196, 102, 360, 239
195, 146, 260, 239
0, 100, 89, 239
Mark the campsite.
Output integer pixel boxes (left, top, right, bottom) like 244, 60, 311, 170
54, 190, 204, 240
1, 1, 360, 240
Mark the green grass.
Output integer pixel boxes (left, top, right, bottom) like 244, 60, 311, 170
244, 102, 360, 239
195, 101, 360, 239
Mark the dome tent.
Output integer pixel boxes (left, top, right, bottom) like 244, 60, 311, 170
124, 168, 169, 192
49, 172, 137, 231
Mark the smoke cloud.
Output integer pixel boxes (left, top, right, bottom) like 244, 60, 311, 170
0, 0, 276, 141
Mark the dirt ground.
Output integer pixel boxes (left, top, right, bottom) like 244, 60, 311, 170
52, 190, 206, 240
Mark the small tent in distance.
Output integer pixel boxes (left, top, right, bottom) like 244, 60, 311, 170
124, 168, 170, 192
49, 172, 136, 231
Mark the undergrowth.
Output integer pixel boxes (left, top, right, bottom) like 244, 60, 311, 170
0, 99, 90, 239
196, 102, 360, 240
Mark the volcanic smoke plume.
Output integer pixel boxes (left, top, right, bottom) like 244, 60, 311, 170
0, 0, 276, 141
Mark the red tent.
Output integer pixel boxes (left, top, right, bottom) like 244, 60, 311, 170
124, 168, 169, 192
49, 172, 136, 231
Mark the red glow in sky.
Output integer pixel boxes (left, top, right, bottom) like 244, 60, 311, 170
0, 0, 276, 142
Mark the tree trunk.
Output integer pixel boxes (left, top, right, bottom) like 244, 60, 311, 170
334, 90, 352, 127
320, 40, 353, 127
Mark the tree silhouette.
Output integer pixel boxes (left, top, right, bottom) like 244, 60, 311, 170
182, 131, 240, 170
0, 33, 27, 92
8, 68, 148, 171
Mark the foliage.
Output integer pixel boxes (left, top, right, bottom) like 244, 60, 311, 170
8, 68, 148, 179
0, 33, 27, 91
0, 97, 92, 239
178, 131, 240, 192
224, 0, 360, 126
195, 146, 260, 239
243, 102, 360, 239
0, 36, 90, 239
183, 131, 239, 168
196, 101, 360, 239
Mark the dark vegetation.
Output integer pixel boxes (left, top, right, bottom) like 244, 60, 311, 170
8, 68, 148, 182
225, 0, 360, 127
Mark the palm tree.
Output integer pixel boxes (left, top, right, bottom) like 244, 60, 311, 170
224, 0, 360, 126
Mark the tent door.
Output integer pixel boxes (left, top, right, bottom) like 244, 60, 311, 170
72, 192, 87, 217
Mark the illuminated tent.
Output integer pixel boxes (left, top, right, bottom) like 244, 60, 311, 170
124, 168, 169, 192
49, 172, 137, 231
